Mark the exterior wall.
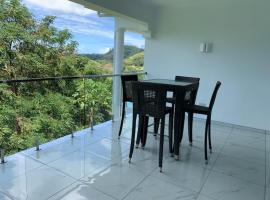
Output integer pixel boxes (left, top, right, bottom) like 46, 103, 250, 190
144, 0, 270, 130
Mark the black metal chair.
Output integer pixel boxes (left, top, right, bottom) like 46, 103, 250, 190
182, 81, 221, 163
129, 82, 174, 172
155, 76, 200, 145
118, 75, 138, 138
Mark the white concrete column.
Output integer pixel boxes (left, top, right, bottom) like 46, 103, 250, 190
112, 27, 125, 121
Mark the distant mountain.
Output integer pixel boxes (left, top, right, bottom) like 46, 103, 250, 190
80, 45, 143, 61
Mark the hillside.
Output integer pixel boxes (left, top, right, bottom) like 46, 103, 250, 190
81, 45, 144, 61
79, 45, 144, 73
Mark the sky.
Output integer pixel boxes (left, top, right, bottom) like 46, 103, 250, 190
21, 0, 145, 54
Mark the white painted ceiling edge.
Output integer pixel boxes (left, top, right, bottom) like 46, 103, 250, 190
70, 0, 152, 37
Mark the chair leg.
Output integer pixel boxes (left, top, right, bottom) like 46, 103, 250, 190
159, 117, 165, 172
179, 112, 185, 144
208, 115, 212, 153
204, 117, 209, 164
154, 118, 159, 136
129, 114, 137, 163
136, 115, 143, 148
169, 112, 174, 155
118, 102, 126, 138
142, 116, 149, 148
188, 112, 193, 145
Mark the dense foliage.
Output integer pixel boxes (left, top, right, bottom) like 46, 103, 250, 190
0, 0, 144, 155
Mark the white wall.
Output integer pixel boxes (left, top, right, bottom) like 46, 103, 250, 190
144, 0, 270, 130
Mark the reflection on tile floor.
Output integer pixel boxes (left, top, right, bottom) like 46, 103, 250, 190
0, 116, 268, 200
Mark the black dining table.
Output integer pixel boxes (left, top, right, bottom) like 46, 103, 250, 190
139, 79, 199, 159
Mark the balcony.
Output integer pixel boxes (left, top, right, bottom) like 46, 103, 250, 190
0, 113, 269, 200
1, 0, 270, 199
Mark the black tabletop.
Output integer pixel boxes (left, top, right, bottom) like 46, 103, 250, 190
141, 79, 197, 90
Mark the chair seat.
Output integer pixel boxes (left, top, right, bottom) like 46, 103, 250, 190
183, 104, 209, 115
166, 97, 175, 103
166, 91, 191, 104
137, 100, 173, 117
165, 106, 173, 114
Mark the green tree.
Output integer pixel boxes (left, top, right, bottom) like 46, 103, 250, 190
0, 0, 113, 155
73, 79, 112, 127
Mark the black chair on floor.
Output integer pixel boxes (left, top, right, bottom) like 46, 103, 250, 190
129, 82, 174, 172
154, 76, 200, 144
182, 81, 221, 163
118, 75, 138, 138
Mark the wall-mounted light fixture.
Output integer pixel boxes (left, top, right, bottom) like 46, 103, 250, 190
200, 42, 212, 53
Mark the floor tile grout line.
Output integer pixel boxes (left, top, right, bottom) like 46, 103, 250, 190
147, 163, 201, 195
195, 126, 233, 200
0, 189, 16, 200
46, 163, 120, 200
30, 143, 131, 183
137, 124, 234, 198
209, 167, 266, 188
78, 164, 121, 200
2, 121, 267, 200
120, 168, 155, 200
45, 179, 79, 200
217, 127, 267, 166
83, 186, 119, 200
2, 137, 129, 198
21, 135, 108, 171
76, 161, 148, 200
21, 148, 110, 184
24, 147, 81, 167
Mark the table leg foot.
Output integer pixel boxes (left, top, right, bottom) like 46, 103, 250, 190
174, 155, 179, 160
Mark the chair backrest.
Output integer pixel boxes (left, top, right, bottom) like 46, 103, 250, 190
175, 75, 200, 104
121, 75, 138, 102
131, 82, 167, 118
209, 81, 222, 111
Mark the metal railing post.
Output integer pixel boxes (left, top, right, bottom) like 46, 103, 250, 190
0, 149, 6, 164
35, 137, 40, 151
83, 78, 86, 128
91, 120, 94, 131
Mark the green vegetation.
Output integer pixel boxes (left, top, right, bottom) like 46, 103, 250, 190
0, 0, 144, 155
81, 45, 143, 62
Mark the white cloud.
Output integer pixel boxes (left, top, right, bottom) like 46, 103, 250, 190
23, 0, 95, 16
56, 23, 114, 39
125, 34, 145, 48
56, 14, 99, 26
98, 47, 111, 54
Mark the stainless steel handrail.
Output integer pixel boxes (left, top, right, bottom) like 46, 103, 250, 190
0, 71, 147, 84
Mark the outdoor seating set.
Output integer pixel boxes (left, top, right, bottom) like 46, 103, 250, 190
118, 75, 221, 172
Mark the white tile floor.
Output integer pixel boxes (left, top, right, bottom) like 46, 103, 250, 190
0, 116, 269, 200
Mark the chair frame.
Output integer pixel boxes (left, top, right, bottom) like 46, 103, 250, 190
118, 75, 138, 138
129, 81, 174, 172
183, 81, 221, 163
155, 76, 200, 144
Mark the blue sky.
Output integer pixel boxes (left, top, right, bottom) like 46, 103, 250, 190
22, 0, 145, 54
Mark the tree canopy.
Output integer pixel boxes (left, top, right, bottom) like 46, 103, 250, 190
0, 0, 144, 155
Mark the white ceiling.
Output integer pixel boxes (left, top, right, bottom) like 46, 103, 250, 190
135, 0, 175, 7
